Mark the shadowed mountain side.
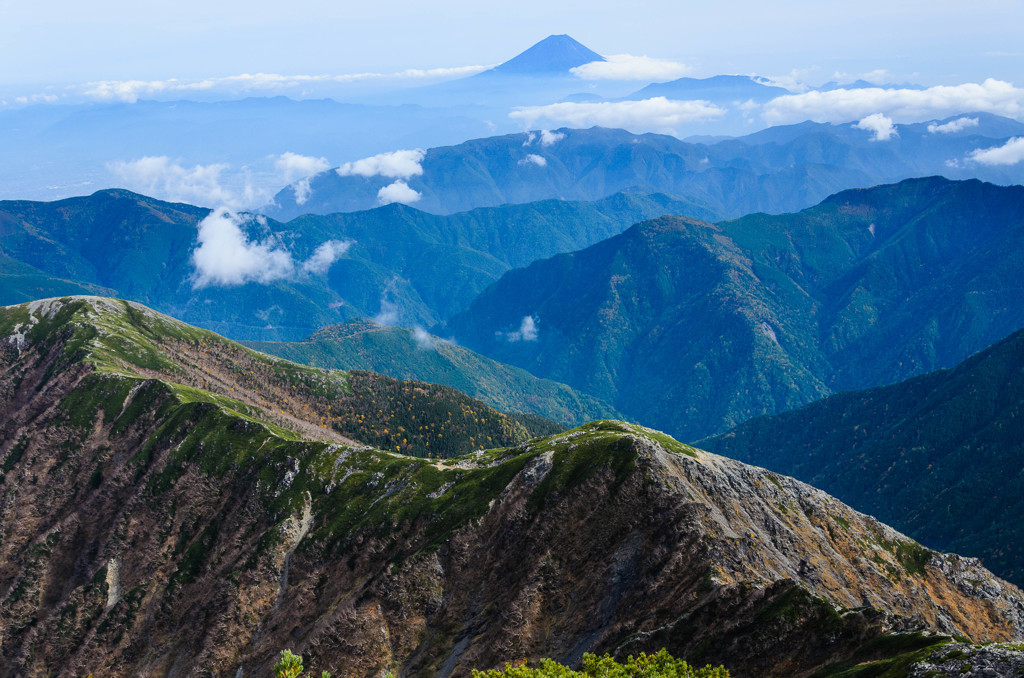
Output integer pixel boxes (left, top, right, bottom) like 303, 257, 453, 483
699, 327, 1024, 587
444, 178, 1024, 440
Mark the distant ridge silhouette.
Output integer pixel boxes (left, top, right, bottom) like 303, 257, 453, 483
482, 34, 604, 76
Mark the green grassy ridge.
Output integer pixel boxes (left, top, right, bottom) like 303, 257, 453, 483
1, 297, 559, 459
699, 326, 1024, 587
245, 321, 625, 427
46, 334, 678, 559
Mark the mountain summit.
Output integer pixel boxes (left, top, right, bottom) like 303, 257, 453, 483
485, 34, 604, 76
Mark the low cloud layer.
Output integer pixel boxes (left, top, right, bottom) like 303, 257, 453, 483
928, 117, 980, 134
108, 156, 237, 208
302, 240, 353, 274
377, 180, 422, 205
510, 97, 726, 134
570, 54, 690, 81
291, 178, 315, 205
967, 137, 1024, 165
191, 209, 352, 288
540, 130, 564, 146
275, 152, 330, 206
337, 149, 425, 180
275, 152, 330, 183
70, 66, 487, 104
524, 130, 565, 147
108, 151, 335, 210
412, 326, 435, 350
854, 113, 898, 141
519, 154, 547, 167
764, 79, 1024, 125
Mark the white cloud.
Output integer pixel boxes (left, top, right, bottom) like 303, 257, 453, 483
928, 117, 980, 134
763, 79, 1024, 125
302, 240, 354, 274
540, 129, 564, 146
292, 178, 314, 205
78, 66, 488, 103
13, 93, 59, 105
570, 54, 690, 81
275, 152, 330, 183
510, 97, 727, 134
830, 69, 894, 86
524, 130, 565, 147
413, 326, 435, 350
191, 209, 353, 287
504, 316, 539, 342
758, 68, 818, 94
274, 152, 330, 206
337, 149, 425, 180
107, 152, 335, 210
107, 156, 238, 208
967, 137, 1024, 165
519, 154, 547, 167
377, 180, 422, 205
191, 209, 296, 287
854, 113, 898, 141
373, 280, 401, 326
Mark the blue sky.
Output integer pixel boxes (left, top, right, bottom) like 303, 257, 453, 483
3, 0, 1022, 91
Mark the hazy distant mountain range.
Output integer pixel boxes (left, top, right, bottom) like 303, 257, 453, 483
268, 115, 1024, 219
7, 34, 1022, 213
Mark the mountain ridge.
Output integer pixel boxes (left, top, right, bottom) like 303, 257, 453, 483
1, 296, 1022, 676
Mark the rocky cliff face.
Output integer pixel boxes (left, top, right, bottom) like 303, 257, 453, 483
1, 297, 1022, 677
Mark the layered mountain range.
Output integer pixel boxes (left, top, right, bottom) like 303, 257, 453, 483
2, 296, 1023, 677
5, 175, 1024, 444
0, 188, 703, 339
445, 176, 1024, 440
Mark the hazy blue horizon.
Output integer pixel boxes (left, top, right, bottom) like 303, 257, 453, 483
3, 0, 1022, 98
4, 0, 1024, 209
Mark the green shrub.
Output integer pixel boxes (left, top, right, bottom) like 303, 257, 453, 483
472, 649, 729, 678
273, 649, 331, 678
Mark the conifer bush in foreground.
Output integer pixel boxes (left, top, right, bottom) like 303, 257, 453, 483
273, 649, 331, 678
471, 649, 730, 678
